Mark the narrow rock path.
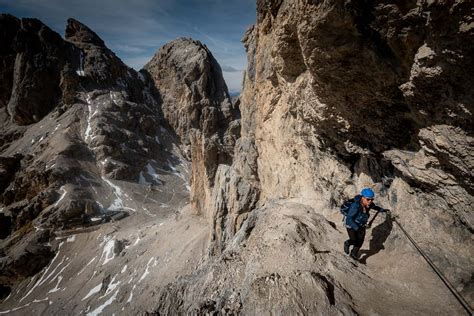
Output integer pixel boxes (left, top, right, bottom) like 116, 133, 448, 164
327, 210, 466, 315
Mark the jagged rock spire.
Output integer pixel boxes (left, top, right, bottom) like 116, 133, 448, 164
65, 18, 106, 47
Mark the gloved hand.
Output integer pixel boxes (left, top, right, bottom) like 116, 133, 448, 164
384, 209, 391, 215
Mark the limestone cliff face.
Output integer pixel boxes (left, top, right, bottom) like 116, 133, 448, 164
0, 1, 473, 313
0, 15, 71, 125
0, 16, 189, 294
144, 38, 241, 222
202, 0, 473, 302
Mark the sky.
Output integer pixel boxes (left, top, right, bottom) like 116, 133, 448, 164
0, 0, 256, 94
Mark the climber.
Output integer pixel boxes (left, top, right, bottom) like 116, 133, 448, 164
343, 188, 390, 260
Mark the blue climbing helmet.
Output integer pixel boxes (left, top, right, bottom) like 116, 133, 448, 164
360, 188, 375, 199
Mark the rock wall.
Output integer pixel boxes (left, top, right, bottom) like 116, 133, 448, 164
144, 38, 241, 222
205, 0, 473, 299
0, 1, 473, 312
0, 16, 189, 291
0, 15, 71, 125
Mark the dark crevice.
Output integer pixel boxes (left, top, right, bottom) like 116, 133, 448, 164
312, 273, 335, 305
347, 0, 397, 62
0, 214, 12, 239
0, 285, 11, 300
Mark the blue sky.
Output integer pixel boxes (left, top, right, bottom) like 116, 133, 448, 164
0, 0, 256, 93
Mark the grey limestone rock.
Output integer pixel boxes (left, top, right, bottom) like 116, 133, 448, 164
203, 0, 474, 305
2, 15, 71, 125
0, 2, 473, 313
144, 38, 241, 220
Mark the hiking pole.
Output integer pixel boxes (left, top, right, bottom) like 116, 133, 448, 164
393, 217, 473, 315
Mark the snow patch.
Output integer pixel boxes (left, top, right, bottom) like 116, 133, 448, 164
99, 275, 120, 299
127, 284, 137, 303
52, 123, 61, 133
121, 265, 127, 274
67, 235, 76, 243
166, 160, 188, 184
100, 176, 136, 212
54, 186, 67, 207
138, 172, 151, 185
48, 276, 62, 293
20, 242, 65, 302
77, 50, 85, 76
0, 302, 31, 314
133, 234, 141, 246
145, 163, 163, 185
86, 289, 119, 316
47, 260, 71, 287
101, 238, 116, 265
78, 256, 97, 276
109, 91, 121, 104
84, 95, 94, 142
101, 176, 124, 211
138, 257, 155, 283
82, 283, 101, 301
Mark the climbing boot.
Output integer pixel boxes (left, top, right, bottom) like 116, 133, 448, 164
344, 240, 350, 254
350, 247, 360, 260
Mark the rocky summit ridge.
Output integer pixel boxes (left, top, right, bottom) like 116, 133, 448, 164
0, 0, 473, 314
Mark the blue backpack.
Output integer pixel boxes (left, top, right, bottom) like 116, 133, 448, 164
340, 198, 355, 218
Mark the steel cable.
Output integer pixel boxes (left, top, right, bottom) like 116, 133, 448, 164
393, 217, 473, 315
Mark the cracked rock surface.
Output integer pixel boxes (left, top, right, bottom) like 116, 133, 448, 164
0, 0, 473, 314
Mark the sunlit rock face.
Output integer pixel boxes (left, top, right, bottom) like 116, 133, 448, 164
0, 13, 241, 315
163, 0, 473, 312
0, 0, 473, 313
144, 38, 241, 221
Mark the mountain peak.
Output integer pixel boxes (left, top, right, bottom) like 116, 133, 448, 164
65, 18, 105, 47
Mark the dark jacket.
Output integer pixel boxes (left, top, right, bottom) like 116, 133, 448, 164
345, 195, 385, 231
